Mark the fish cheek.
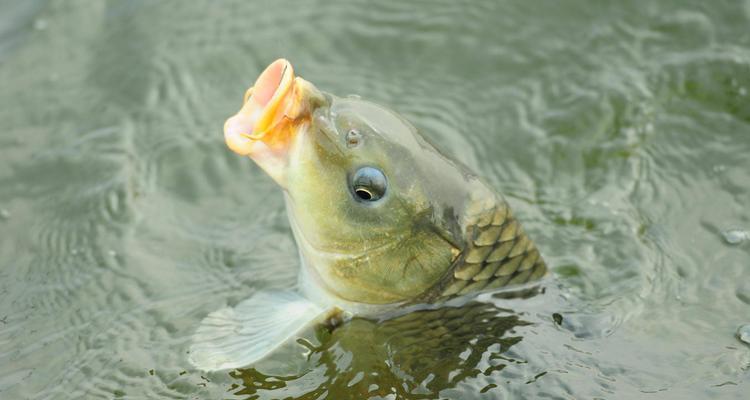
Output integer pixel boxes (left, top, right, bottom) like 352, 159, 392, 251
323, 197, 454, 304
328, 223, 455, 304
285, 132, 352, 240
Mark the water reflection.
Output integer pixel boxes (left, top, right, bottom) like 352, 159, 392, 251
230, 300, 532, 399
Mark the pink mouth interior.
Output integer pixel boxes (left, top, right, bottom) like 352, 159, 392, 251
224, 59, 292, 156
249, 60, 288, 113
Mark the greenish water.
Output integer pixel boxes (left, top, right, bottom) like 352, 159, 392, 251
1, 0, 749, 398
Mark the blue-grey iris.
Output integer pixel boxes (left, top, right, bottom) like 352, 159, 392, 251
351, 167, 387, 202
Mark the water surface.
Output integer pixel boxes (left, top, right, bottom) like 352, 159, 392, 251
1, 1, 749, 398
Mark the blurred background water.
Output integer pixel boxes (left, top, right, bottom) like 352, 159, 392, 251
0, 0, 749, 399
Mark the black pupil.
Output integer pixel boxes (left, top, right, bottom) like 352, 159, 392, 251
355, 189, 372, 200
351, 167, 386, 202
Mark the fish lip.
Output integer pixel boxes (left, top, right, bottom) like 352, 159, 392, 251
240, 59, 296, 142
224, 59, 295, 150
242, 60, 290, 105
224, 60, 329, 155
224, 60, 330, 186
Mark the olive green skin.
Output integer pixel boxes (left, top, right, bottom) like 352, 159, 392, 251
283, 93, 546, 305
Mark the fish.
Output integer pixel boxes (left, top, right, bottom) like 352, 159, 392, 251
189, 59, 547, 371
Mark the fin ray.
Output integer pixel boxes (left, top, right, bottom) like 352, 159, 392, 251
189, 291, 323, 371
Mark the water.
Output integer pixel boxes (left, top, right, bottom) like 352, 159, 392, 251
1, 1, 748, 398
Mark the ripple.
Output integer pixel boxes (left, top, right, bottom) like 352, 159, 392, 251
230, 300, 535, 399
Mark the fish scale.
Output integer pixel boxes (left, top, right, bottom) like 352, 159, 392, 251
425, 196, 547, 300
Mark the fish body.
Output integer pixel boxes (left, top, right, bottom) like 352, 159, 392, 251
190, 60, 546, 371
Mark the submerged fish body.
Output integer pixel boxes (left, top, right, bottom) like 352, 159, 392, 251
190, 59, 547, 371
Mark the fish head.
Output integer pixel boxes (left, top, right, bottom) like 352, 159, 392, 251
225, 60, 482, 305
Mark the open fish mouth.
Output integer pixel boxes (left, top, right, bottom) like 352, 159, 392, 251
223, 59, 323, 184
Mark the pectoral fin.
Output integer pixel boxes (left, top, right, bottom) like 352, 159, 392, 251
188, 291, 326, 371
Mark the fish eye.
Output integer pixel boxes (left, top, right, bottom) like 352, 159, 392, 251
350, 167, 387, 202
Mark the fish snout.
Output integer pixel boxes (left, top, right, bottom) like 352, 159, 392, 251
223, 59, 323, 184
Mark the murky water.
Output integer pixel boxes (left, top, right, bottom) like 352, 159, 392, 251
1, 1, 749, 399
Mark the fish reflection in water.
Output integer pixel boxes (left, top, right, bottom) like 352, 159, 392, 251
230, 291, 541, 399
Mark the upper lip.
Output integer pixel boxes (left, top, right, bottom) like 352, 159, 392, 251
241, 60, 296, 142
224, 59, 329, 157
